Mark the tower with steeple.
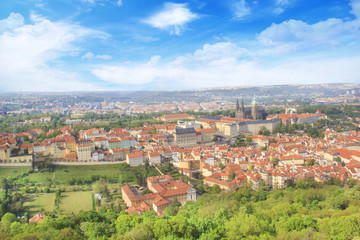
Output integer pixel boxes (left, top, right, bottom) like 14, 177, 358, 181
235, 95, 265, 120
251, 94, 258, 120
235, 98, 245, 119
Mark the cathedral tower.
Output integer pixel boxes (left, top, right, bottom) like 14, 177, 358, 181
240, 98, 245, 119
235, 98, 245, 119
251, 95, 258, 120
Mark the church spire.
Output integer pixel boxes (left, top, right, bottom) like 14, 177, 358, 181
251, 94, 257, 105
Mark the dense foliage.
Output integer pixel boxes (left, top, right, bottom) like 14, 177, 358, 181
1, 180, 360, 239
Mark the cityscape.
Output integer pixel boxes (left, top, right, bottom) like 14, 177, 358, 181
1, 0, 360, 239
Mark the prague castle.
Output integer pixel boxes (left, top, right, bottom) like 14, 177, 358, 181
235, 96, 266, 120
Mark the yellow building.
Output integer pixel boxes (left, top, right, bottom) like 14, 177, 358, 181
0, 145, 11, 161
65, 140, 77, 153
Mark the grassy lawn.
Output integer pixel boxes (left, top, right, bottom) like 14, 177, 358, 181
5, 164, 162, 186
23, 191, 94, 216
60, 191, 93, 214
24, 172, 54, 185
51, 164, 160, 185
14, 164, 131, 185
53, 165, 123, 184
0, 167, 31, 179
23, 193, 55, 217
6, 164, 163, 217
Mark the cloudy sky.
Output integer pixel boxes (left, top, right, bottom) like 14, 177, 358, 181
0, 0, 360, 92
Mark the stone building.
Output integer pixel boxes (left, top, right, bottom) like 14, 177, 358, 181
174, 127, 197, 147
235, 96, 266, 120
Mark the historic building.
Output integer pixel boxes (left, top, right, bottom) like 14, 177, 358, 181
174, 127, 197, 147
235, 96, 266, 120
121, 175, 197, 215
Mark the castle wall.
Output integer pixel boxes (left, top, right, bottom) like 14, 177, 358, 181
238, 119, 280, 134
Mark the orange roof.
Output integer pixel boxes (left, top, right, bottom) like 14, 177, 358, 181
147, 175, 174, 184
279, 154, 304, 161
29, 214, 45, 223
77, 143, 91, 147
153, 196, 170, 207
92, 137, 108, 141
138, 131, 150, 135
196, 128, 216, 133
148, 152, 161, 157
109, 138, 121, 143
112, 148, 129, 152
0, 145, 10, 150
127, 152, 143, 158
19, 143, 33, 148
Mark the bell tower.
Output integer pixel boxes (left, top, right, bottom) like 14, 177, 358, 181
235, 98, 240, 118
251, 94, 258, 120
235, 98, 245, 119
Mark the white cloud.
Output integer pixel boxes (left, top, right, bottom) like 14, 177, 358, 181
132, 34, 159, 42
34, 0, 47, 9
233, 0, 251, 19
81, 0, 123, 7
0, 13, 107, 91
276, 0, 288, 6
274, 0, 290, 14
257, 18, 359, 49
350, 0, 360, 18
82, 52, 112, 60
91, 41, 360, 90
258, 0, 360, 51
81, 0, 96, 4
273, 7, 284, 15
144, 3, 198, 35
173, 42, 248, 65
116, 0, 123, 6
0, 13, 24, 31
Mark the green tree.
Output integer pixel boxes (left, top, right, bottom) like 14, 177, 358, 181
115, 214, 141, 235
228, 172, 236, 182
258, 126, 270, 136
279, 215, 318, 232
77, 211, 101, 223
305, 159, 315, 166
211, 185, 222, 194
0, 204, 5, 219
218, 162, 225, 170
152, 219, 173, 239
80, 221, 115, 239
2, 213, 17, 223
164, 198, 182, 217
93, 178, 110, 198
272, 157, 279, 166
56, 228, 85, 240
1, 178, 9, 196
226, 213, 274, 239
10, 222, 23, 235
123, 222, 154, 240
320, 213, 360, 239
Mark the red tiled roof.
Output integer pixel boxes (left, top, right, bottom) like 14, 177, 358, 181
29, 214, 45, 223
127, 152, 143, 158
148, 152, 161, 157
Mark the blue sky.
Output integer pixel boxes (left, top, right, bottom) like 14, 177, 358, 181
0, 0, 359, 92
